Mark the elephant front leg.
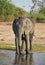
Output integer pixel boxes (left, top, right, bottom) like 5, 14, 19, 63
25, 39, 28, 54
26, 35, 30, 54
29, 34, 33, 51
30, 39, 32, 51
15, 37, 19, 54
15, 38, 17, 54
18, 34, 22, 54
21, 40, 26, 54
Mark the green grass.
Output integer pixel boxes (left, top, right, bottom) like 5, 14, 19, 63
33, 44, 45, 52
0, 42, 45, 52
0, 42, 15, 50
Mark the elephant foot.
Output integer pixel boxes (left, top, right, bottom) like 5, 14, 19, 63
21, 51, 26, 55
16, 50, 21, 55
26, 50, 28, 54
27, 50, 33, 54
26, 50, 32, 54
19, 46, 22, 55
16, 51, 19, 54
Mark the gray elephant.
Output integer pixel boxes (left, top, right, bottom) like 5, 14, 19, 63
12, 17, 35, 54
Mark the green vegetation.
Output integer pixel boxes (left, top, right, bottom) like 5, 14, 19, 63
30, 0, 45, 21
0, 42, 45, 52
0, 0, 45, 22
30, 8, 45, 20
0, 0, 28, 15
38, 8, 45, 19
33, 44, 45, 52
0, 0, 29, 22
0, 42, 15, 50
29, 8, 45, 23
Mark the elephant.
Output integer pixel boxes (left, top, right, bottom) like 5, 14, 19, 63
12, 17, 35, 54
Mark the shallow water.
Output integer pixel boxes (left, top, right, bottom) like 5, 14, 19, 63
0, 50, 45, 65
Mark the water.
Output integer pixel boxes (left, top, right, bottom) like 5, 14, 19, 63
0, 50, 45, 65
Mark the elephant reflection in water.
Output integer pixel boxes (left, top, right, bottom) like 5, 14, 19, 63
13, 53, 33, 65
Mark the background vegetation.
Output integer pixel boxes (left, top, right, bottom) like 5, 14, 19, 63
0, 0, 45, 22
0, 0, 29, 22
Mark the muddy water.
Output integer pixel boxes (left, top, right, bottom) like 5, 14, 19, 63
0, 50, 45, 65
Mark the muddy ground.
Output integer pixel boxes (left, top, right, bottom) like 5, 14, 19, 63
0, 22, 45, 45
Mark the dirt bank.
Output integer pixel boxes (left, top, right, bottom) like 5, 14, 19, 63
0, 22, 45, 45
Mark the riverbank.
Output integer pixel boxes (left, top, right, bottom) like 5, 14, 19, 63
0, 22, 45, 52
0, 22, 45, 44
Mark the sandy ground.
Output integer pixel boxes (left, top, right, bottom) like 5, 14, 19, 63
0, 22, 45, 45
33, 23, 45, 45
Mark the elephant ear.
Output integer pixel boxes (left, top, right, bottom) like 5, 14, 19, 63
12, 18, 19, 35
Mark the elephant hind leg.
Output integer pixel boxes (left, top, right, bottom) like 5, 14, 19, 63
15, 38, 17, 54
